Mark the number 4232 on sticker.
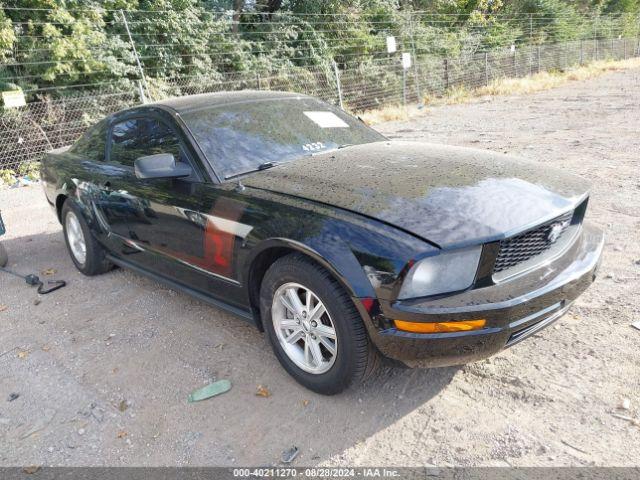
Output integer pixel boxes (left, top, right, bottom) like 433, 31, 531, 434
302, 142, 325, 151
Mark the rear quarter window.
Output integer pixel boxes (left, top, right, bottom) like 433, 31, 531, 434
70, 120, 108, 161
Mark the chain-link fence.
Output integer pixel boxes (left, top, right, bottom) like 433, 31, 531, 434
1, 8, 639, 173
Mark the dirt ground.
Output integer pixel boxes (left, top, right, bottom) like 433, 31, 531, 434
1, 67, 639, 467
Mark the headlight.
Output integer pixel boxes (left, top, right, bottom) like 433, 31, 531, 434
398, 246, 482, 299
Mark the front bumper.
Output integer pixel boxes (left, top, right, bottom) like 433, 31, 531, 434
366, 223, 604, 367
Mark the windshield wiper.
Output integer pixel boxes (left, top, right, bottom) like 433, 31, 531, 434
308, 144, 356, 157
224, 162, 279, 180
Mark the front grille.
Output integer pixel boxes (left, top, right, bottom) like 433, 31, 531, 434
493, 211, 574, 274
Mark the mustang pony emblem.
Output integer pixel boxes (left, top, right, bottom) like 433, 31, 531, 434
547, 221, 569, 243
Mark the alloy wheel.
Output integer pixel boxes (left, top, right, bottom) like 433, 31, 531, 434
65, 211, 87, 266
271, 282, 338, 374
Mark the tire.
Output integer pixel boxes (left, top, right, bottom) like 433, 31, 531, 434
0, 242, 7, 268
260, 253, 378, 395
61, 200, 112, 276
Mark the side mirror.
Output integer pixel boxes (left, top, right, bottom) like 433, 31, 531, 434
134, 153, 192, 179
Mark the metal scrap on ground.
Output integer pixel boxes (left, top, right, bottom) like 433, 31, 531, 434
281, 446, 299, 464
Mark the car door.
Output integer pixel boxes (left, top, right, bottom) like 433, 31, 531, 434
63, 119, 134, 253
105, 110, 250, 307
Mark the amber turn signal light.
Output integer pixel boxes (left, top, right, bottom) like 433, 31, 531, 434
394, 319, 486, 334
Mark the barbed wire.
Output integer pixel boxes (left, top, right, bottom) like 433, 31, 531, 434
1, 7, 639, 173
1, 5, 637, 18
1, 36, 638, 174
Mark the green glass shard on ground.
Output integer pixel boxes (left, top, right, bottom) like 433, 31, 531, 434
188, 379, 232, 403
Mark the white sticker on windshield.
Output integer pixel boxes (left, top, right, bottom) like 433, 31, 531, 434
303, 111, 350, 128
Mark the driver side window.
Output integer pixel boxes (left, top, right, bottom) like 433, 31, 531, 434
109, 117, 197, 180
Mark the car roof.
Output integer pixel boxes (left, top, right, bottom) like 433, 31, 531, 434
145, 90, 313, 114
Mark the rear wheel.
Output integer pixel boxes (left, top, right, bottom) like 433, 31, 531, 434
260, 253, 378, 394
61, 200, 112, 276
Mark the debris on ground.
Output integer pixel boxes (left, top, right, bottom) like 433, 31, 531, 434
41, 345, 50, 352
187, 379, 232, 403
41, 268, 56, 276
631, 321, 640, 331
620, 398, 631, 410
19, 409, 56, 440
7, 393, 19, 402
256, 385, 271, 398
1, 266, 66, 295
118, 400, 129, 412
17, 350, 28, 359
89, 403, 104, 423
33, 298, 41, 306
611, 413, 640, 427
0, 304, 7, 312
561, 439, 589, 454
0, 347, 17, 359
22, 466, 40, 474
281, 446, 299, 464
117, 430, 127, 439
302, 400, 310, 407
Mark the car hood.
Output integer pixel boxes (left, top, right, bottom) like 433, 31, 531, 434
243, 141, 589, 248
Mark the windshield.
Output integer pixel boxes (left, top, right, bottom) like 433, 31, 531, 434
181, 97, 385, 179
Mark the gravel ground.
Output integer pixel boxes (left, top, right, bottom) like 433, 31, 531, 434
1, 67, 639, 467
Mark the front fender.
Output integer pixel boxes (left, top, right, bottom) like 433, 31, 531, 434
236, 188, 437, 304
241, 236, 376, 299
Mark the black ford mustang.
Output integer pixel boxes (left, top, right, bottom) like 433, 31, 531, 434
41, 91, 603, 394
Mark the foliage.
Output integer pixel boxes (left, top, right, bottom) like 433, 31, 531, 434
0, 4, 15, 62
0, 168, 16, 185
17, 160, 40, 179
0, 0, 638, 97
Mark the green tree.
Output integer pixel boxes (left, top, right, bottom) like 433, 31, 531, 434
0, 3, 16, 63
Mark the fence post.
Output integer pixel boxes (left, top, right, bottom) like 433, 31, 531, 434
624, 38, 627, 59
580, 39, 583, 65
402, 65, 407, 107
484, 52, 489, 86
121, 9, 150, 103
529, 13, 533, 75
513, 46, 517, 77
537, 45, 541, 73
256, 72, 261, 89
136, 80, 147, 104
443, 58, 449, 91
408, 15, 422, 104
611, 36, 614, 59
332, 60, 344, 110
594, 17, 599, 61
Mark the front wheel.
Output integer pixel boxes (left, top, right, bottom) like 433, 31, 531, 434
260, 254, 378, 395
